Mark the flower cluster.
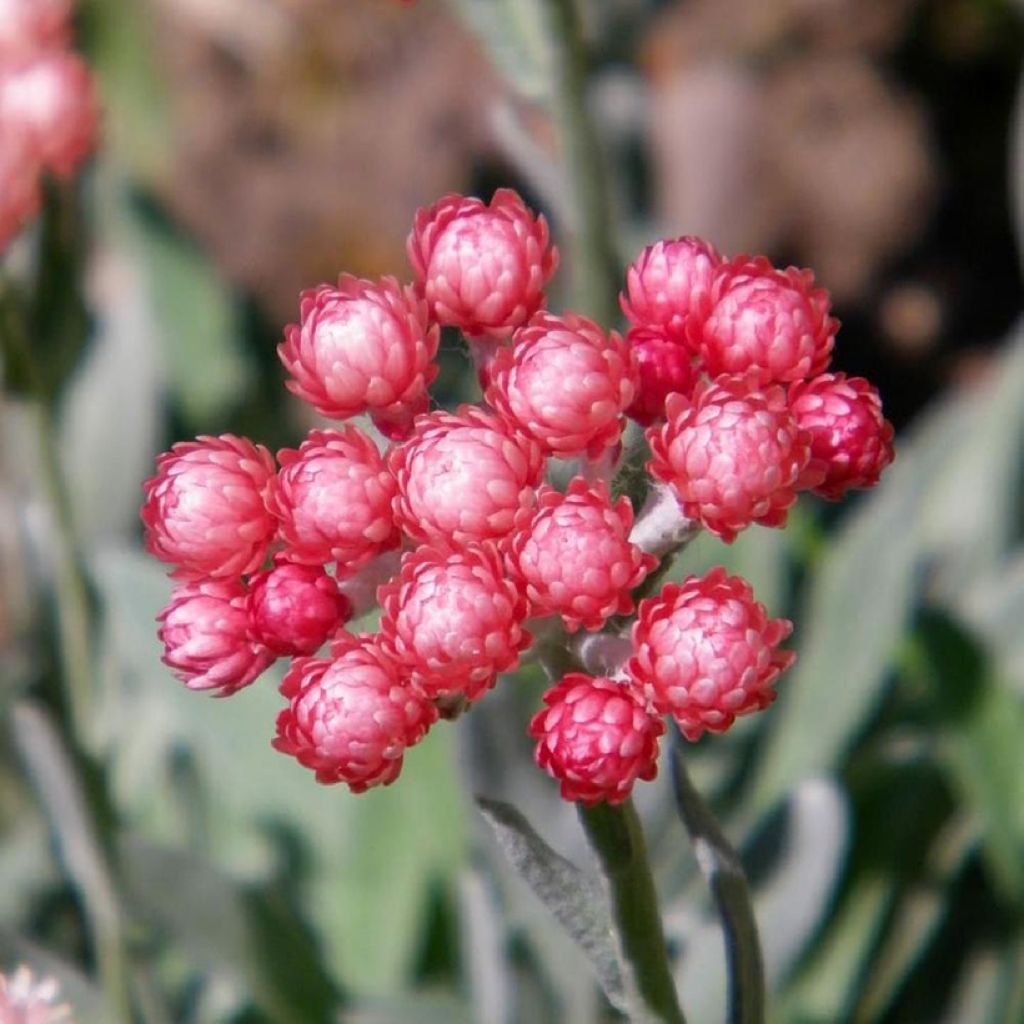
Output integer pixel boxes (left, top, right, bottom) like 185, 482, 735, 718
0, 965, 74, 1024
0, 0, 99, 251
143, 190, 894, 804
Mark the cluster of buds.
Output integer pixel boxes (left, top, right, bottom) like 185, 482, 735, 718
143, 189, 894, 805
0, 0, 99, 251
0, 965, 73, 1024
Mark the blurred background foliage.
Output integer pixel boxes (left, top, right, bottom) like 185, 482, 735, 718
1, 0, 1023, 1021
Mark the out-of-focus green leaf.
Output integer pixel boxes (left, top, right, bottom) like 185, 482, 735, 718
476, 797, 628, 1015
448, 0, 553, 100
753, 325, 1024, 812
346, 991, 471, 1024
940, 940, 1024, 1024
672, 779, 848, 1023
913, 611, 1024, 905
92, 543, 467, 996
120, 837, 342, 1024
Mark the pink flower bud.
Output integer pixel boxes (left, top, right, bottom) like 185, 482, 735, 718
246, 560, 352, 657
625, 327, 699, 426
158, 579, 275, 696
701, 256, 838, 384
647, 377, 811, 542
142, 435, 277, 580
0, 134, 39, 251
507, 479, 656, 632
273, 632, 437, 791
0, 0, 71, 59
486, 311, 637, 459
620, 236, 721, 348
0, 51, 99, 178
268, 427, 399, 573
628, 568, 795, 740
530, 673, 664, 805
407, 189, 558, 338
278, 275, 439, 433
790, 372, 895, 500
378, 543, 531, 702
389, 405, 546, 547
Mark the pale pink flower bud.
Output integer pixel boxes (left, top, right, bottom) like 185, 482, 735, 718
142, 435, 277, 579
507, 479, 656, 632
246, 560, 352, 656
278, 275, 439, 435
0, 965, 74, 1024
0, 0, 71, 59
272, 632, 438, 791
267, 427, 399, 573
625, 327, 699, 426
407, 189, 558, 338
620, 236, 721, 348
158, 579, 275, 696
389, 405, 546, 546
628, 568, 795, 740
647, 377, 811, 542
378, 543, 531, 702
529, 674, 664, 806
790, 372, 895, 500
486, 311, 637, 459
701, 256, 838, 384
0, 51, 99, 178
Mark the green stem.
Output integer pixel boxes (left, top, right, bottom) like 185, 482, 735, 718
545, 0, 620, 323
670, 740, 766, 1024
579, 800, 687, 1024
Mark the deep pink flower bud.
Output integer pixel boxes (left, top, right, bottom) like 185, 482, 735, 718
278, 274, 439, 434
620, 236, 721, 348
0, 52, 99, 178
389, 405, 546, 546
158, 579, 275, 696
246, 560, 352, 657
378, 543, 531, 702
790, 373, 895, 500
647, 377, 811, 542
407, 189, 558, 338
701, 256, 838, 384
268, 427, 399, 573
628, 568, 795, 740
0, 0, 71, 59
0, 135, 40, 251
507, 479, 656, 632
486, 311, 637, 459
142, 435, 277, 580
625, 327, 699, 426
529, 673, 664, 806
272, 632, 438, 791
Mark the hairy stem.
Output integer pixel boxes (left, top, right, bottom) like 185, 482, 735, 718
545, 0, 620, 323
579, 800, 687, 1024
670, 740, 766, 1024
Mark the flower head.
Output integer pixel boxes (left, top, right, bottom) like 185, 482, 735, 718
268, 426, 399, 573
278, 274, 439, 437
530, 674, 664, 805
629, 568, 795, 740
625, 327, 698, 426
507, 479, 656, 632
142, 435, 277, 579
0, 0, 71, 59
647, 377, 810, 542
407, 189, 558, 338
0, 51, 98, 178
790, 373, 895, 500
158, 579, 275, 696
389, 405, 546, 546
0, 966, 73, 1024
246, 560, 352, 657
487, 311, 637, 459
378, 543, 531, 701
700, 256, 837, 384
620, 236, 721, 348
273, 632, 437, 791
